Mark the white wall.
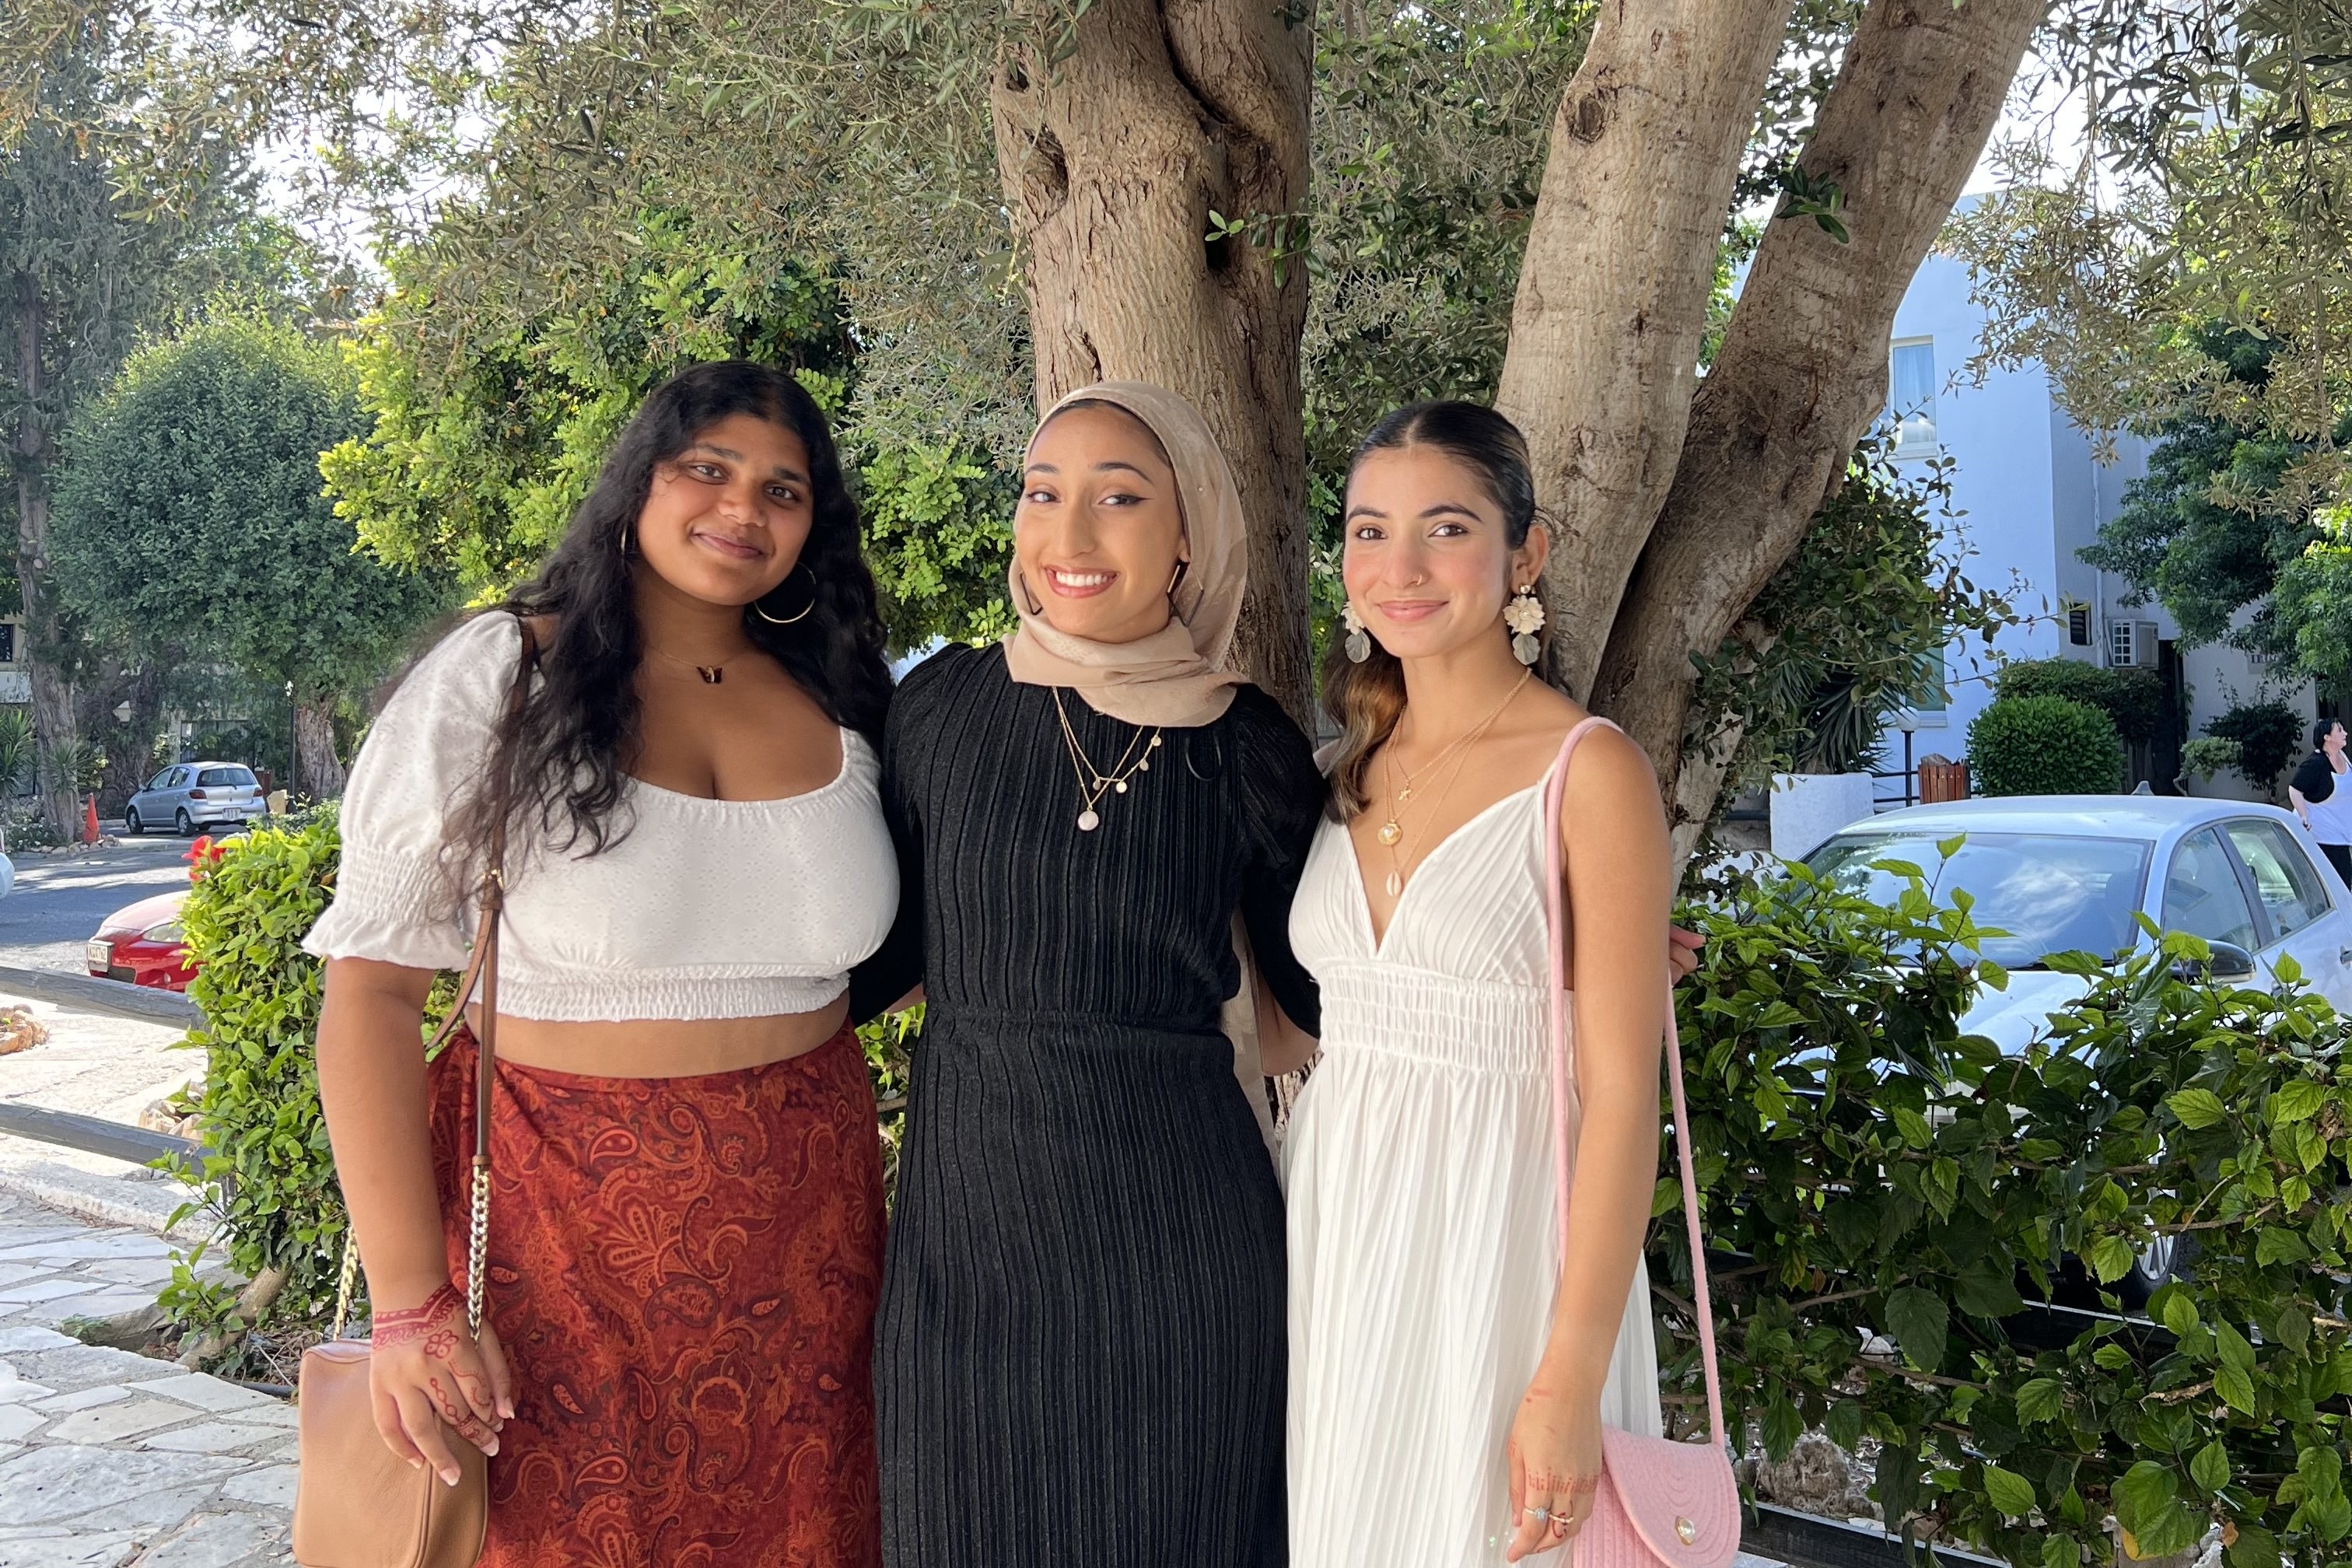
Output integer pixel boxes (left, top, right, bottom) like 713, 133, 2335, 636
1871, 247, 2063, 771
1864, 242, 2312, 796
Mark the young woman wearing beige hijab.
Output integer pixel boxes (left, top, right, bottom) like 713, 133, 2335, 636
848, 383, 1323, 1566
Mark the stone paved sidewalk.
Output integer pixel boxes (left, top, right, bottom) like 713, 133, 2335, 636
0, 1193, 291, 1567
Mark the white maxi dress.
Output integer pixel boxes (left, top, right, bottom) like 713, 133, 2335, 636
1283, 767, 1663, 1567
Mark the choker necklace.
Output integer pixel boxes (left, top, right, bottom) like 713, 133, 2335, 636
1053, 690, 1163, 832
645, 645, 743, 685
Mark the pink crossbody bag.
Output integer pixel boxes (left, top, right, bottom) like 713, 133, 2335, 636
1542, 718, 1740, 1568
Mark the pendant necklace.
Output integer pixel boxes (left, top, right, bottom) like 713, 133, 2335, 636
1053, 690, 1163, 832
646, 645, 735, 685
1374, 670, 1531, 848
1377, 671, 1531, 898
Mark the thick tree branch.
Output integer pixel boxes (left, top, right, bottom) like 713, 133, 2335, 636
1496, 0, 1796, 701
1589, 0, 2049, 810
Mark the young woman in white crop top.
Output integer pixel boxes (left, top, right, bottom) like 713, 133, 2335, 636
306, 362, 898, 1566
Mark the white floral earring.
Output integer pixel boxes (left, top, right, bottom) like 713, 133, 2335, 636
1341, 602, 1371, 663
1506, 583, 1545, 666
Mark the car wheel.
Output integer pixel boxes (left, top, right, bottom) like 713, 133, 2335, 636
2116, 1231, 2197, 1308
174, 809, 193, 836
123, 808, 141, 837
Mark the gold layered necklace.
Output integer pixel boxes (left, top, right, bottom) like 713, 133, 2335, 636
1373, 670, 1531, 848
1374, 670, 1531, 898
1053, 690, 1164, 833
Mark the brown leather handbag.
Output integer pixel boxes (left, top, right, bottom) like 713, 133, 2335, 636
293, 620, 535, 1568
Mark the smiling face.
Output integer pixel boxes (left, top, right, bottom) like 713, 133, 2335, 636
1013, 403, 1188, 645
631, 411, 814, 608
1342, 442, 1545, 660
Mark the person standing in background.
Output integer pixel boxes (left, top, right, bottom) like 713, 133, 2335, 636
2291, 719, 2352, 887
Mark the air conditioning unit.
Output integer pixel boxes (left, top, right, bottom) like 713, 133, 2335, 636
2109, 620, 2158, 669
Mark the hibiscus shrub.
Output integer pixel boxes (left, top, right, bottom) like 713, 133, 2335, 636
1666, 855, 2352, 1566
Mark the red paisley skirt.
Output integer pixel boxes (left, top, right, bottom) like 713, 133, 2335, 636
429, 1023, 885, 1568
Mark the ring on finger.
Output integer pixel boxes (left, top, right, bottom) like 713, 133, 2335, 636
1522, 1504, 1552, 1522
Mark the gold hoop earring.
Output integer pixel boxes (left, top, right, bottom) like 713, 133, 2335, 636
1016, 569, 1045, 617
751, 564, 817, 625
618, 520, 632, 558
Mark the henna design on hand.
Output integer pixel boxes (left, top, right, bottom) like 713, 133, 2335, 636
374, 1284, 464, 1349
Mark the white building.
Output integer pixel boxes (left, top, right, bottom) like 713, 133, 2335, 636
1862, 233, 2308, 803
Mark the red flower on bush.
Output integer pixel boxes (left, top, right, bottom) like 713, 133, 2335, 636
184, 836, 226, 880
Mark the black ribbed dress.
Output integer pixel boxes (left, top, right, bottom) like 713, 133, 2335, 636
848, 642, 1322, 1568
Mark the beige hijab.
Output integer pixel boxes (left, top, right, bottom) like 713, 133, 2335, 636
1002, 381, 1248, 728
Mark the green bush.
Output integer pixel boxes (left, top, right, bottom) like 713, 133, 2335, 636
1672, 860, 2352, 1567
161, 807, 345, 1335
1994, 657, 2166, 744
2207, 699, 2305, 794
2179, 735, 2244, 786
1967, 695, 2126, 796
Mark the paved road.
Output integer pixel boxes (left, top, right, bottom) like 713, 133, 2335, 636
0, 838, 208, 976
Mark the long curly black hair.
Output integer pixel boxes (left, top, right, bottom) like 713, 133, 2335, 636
434, 360, 891, 901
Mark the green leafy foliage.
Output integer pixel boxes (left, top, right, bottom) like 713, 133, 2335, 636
1670, 860, 2352, 1566
1993, 659, 2167, 747
321, 211, 1012, 653
161, 810, 345, 1329
2180, 736, 2245, 786
51, 312, 453, 708
2207, 698, 2305, 795
2072, 333, 2337, 680
1968, 695, 2126, 796
1692, 446, 2013, 796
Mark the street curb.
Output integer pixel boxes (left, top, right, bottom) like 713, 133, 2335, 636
0, 1157, 216, 1244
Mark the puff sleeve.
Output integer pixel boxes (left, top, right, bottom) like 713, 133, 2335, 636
300, 613, 522, 971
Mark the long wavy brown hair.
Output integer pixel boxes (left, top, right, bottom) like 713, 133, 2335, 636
1321, 400, 1542, 821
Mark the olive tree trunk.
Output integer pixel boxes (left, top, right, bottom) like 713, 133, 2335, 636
1495, 0, 1797, 702
9, 271, 79, 838
1584, 0, 2049, 850
292, 698, 345, 800
992, 0, 1316, 725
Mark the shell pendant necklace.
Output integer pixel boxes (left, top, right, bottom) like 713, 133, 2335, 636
1374, 670, 1531, 850
1376, 671, 1531, 898
1053, 689, 1163, 832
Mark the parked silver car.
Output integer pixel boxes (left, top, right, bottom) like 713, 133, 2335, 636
124, 761, 266, 836
1804, 796, 2352, 1301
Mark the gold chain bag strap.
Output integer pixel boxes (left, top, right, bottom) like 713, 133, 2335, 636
293, 617, 537, 1568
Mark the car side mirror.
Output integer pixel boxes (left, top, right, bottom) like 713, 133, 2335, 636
2175, 941, 2257, 983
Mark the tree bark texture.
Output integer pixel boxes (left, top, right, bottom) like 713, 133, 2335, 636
1496, 0, 1796, 702
9, 270, 78, 838
1588, 0, 2049, 826
992, 0, 1316, 726
292, 698, 345, 800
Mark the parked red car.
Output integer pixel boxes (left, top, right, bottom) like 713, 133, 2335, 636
87, 891, 196, 991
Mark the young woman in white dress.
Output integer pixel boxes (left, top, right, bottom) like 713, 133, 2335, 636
1279, 401, 1675, 1566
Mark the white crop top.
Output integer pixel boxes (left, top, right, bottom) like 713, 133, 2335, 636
301, 613, 899, 1022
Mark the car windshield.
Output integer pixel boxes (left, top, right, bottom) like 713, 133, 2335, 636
1804, 831, 2154, 968
197, 767, 255, 787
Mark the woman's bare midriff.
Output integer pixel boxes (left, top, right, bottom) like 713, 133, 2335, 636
470, 996, 852, 1078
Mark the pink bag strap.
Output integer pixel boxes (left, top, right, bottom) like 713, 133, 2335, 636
1542, 716, 1724, 1447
